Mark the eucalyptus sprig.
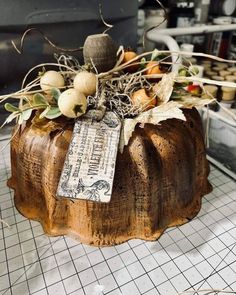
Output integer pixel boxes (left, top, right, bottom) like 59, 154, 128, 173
2, 88, 62, 128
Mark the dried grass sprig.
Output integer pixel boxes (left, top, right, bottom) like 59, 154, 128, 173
0, 48, 235, 129
99, 2, 113, 34
180, 76, 236, 88
21, 62, 77, 89
98, 50, 236, 79
55, 54, 81, 72
11, 27, 83, 55
102, 72, 153, 118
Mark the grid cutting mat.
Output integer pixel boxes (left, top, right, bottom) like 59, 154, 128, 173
0, 139, 236, 295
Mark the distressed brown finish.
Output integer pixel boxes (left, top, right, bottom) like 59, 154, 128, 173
8, 108, 212, 246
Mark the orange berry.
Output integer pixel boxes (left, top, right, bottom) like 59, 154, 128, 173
145, 61, 162, 75
122, 51, 139, 73
131, 89, 156, 111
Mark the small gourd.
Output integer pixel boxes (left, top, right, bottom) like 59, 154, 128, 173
58, 89, 87, 118
73, 71, 97, 96
132, 89, 156, 111
40, 70, 65, 93
83, 34, 117, 73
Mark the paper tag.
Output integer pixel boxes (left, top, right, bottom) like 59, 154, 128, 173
57, 111, 121, 203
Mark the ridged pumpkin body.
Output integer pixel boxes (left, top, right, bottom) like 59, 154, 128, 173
8, 109, 212, 246
83, 34, 117, 73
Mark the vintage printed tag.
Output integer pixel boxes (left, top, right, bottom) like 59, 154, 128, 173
57, 111, 121, 203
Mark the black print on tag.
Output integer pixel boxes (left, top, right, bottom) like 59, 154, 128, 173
57, 111, 121, 203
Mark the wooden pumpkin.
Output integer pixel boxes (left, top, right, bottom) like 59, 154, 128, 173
83, 34, 118, 73
8, 108, 212, 246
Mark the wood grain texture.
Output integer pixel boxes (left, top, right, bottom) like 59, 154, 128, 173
83, 34, 117, 73
8, 108, 212, 246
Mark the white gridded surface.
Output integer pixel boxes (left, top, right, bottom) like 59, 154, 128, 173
0, 140, 236, 295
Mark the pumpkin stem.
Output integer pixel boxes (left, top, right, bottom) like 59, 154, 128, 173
73, 104, 83, 116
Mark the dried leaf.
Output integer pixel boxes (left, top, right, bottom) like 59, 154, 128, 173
114, 46, 125, 67
153, 73, 176, 104
180, 96, 215, 108
119, 101, 186, 153
0, 112, 19, 129
7, 112, 20, 123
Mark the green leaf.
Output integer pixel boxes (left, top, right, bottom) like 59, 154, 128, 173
151, 49, 159, 61
45, 107, 62, 119
51, 88, 61, 101
39, 106, 50, 119
32, 93, 47, 106
140, 57, 146, 69
4, 103, 19, 113
21, 109, 32, 121
178, 68, 187, 77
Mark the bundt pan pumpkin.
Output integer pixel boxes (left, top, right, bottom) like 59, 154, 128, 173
8, 108, 212, 246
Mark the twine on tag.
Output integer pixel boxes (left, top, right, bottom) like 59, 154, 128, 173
11, 27, 83, 55
87, 82, 107, 122
57, 111, 121, 203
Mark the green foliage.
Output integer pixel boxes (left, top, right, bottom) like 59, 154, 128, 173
178, 66, 199, 78
3, 89, 63, 129
21, 109, 32, 121
151, 49, 168, 62
4, 103, 19, 113
51, 88, 61, 101
140, 58, 147, 69
189, 66, 199, 76
178, 68, 188, 77
45, 107, 62, 119
32, 93, 48, 106
151, 49, 159, 61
